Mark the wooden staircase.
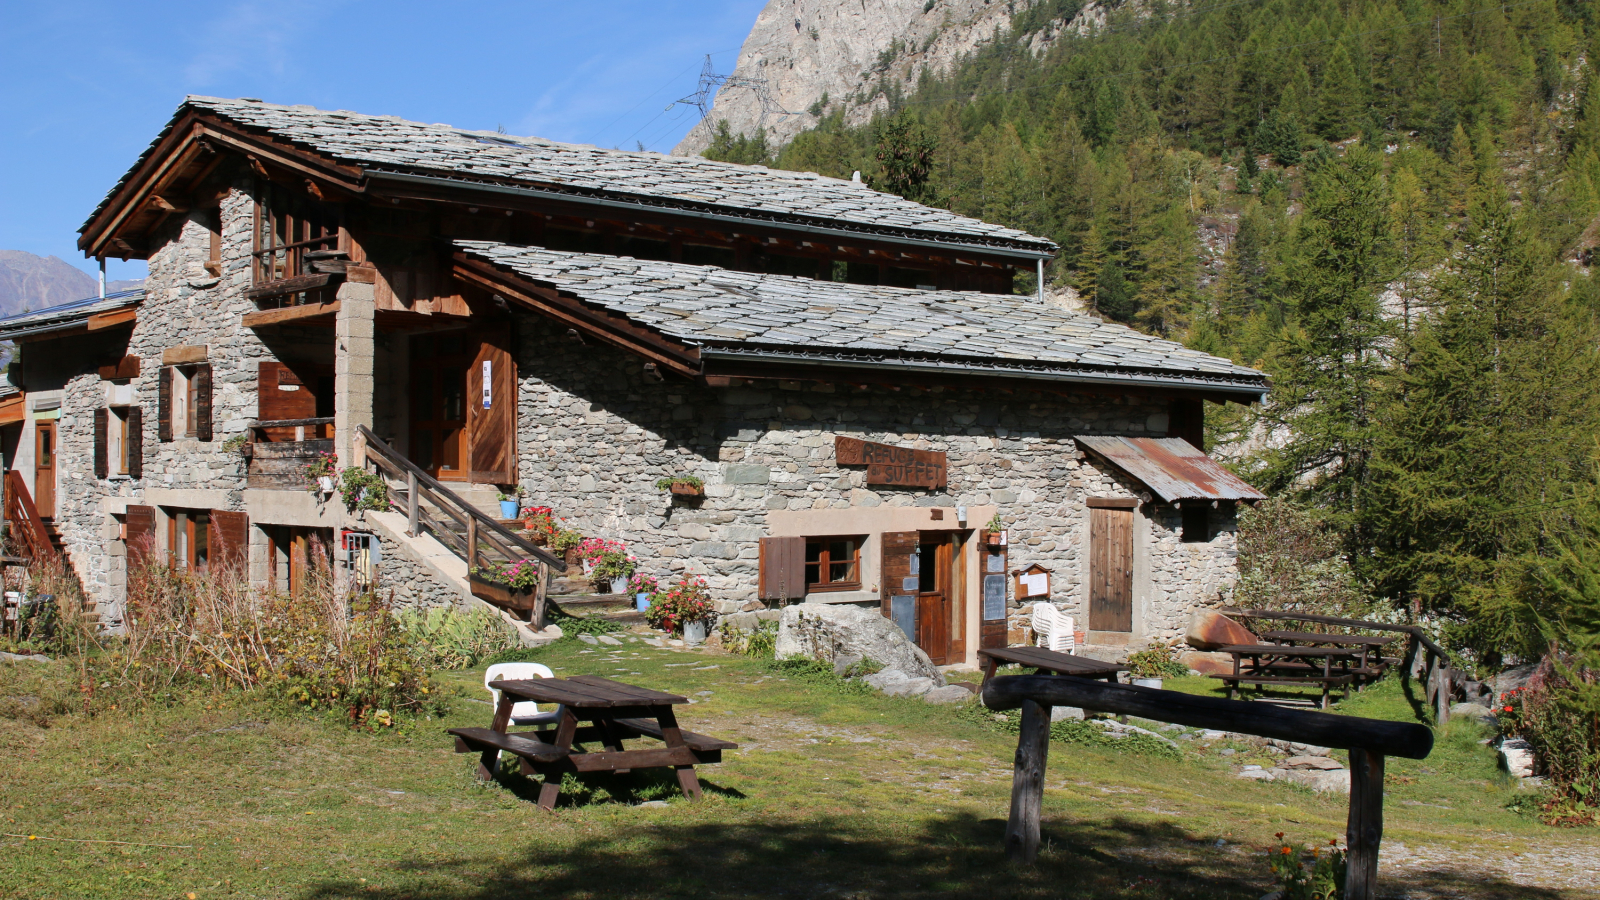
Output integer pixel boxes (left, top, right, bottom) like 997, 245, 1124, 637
546, 572, 646, 628
356, 426, 566, 623
2, 471, 96, 631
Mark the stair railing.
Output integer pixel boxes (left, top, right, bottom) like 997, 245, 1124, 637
3, 471, 57, 562
355, 425, 566, 574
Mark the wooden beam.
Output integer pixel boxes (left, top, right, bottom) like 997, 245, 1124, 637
1005, 697, 1051, 864
97, 355, 141, 380
0, 395, 24, 427
451, 256, 701, 378
242, 300, 341, 328
1345, 750, 1385, 900
243, 272, 334, 302
86, 307, 137, 331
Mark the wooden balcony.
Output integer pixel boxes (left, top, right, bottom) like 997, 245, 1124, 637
242, 417, 335, 490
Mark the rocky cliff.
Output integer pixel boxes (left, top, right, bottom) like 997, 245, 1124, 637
673, 0, 1038, 156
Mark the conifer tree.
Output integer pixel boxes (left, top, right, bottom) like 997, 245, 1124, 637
1315, 43, 1363, 140
1247, 146, 1392, 535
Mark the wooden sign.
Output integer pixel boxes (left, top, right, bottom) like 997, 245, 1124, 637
1013, 563, 1052, 600
835, 436, 947, 488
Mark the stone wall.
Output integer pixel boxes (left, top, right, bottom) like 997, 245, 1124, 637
511, 311, 1240, 648
373, 531, 466, 612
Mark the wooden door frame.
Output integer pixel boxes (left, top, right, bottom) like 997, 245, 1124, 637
915, 532, 956, 666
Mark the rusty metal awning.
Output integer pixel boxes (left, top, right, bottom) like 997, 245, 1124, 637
1074, 435, 1266, 504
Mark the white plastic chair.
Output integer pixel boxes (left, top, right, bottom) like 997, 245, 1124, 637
484, 661, 563, 727
1032, 603, 1076, 654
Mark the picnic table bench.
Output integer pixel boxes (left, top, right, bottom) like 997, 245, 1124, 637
1212, 644, 1364, 709
448, 674, 736, 810
1260, 630, 1396, 677
978, 646, 1129, 685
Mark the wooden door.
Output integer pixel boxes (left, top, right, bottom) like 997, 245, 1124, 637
34, 422, 55, 519
880, 531, 920, 641
1089, 505, 1134, 632
916, 536, 953, 665
257, 362, 319, 441
466, 326, 517, 484
409, 333, 471, 479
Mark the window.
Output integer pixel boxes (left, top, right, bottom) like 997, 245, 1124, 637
168, 509, 211, 571
252, 182, 339, 286
804, 536, 862, 592
169, 367, 199, 437
106, 407, 130, 476
1181, 505, 1209, 543
202, 205, 223, 276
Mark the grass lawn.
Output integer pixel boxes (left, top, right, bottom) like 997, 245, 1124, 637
2, 637, 1595, 900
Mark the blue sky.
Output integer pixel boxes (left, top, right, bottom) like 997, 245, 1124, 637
0, 0, 766, 283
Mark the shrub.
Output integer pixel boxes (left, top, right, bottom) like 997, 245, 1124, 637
721, 620, 778, 658
1498, 657, 1599, 825
645, 575, 714, 635
397, 606, 520, 669
546, 608, 623, 636
117, 555, 443, 728
1234, 499, 1392, 621
1127, 641, 1189, 679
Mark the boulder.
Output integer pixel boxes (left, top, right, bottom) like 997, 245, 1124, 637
1281, 755, 1345, 770
1450, 701, 1497, 727
923, 685, 974, 704
862, 669, 935, 697
1179, 650, 1235, 676
1273, 767, 1350, 793
1490, 663, 1540, 705
1185, 609, 1258, 651
1499, 737, 1536, 778
776, 603, 943, 682
1266, 739, 1331, 757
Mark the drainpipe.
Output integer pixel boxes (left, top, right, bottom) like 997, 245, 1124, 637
98, 258, 106, 299
1036, 258, 1044, 303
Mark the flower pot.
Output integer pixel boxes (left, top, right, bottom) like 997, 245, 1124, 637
609, 576, 628, 595
1074, 630, 1087, 647
1132, 677, 1163, 690
524, 530, 548, 546
669, 483, 703, 497
563, 548, 580, 567
499, 500, 519, 519
581, 558, 596, 576
318, 476, 335, 493
683, 620, 707, 645
636, 592, 651, 612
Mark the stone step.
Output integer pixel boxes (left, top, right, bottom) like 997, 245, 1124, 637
551, 593, 632, 608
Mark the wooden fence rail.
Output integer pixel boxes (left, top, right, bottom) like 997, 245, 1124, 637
983, 675, 1433, 900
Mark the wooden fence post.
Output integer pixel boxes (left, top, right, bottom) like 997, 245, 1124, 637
467, 517, 479, 571
1345, 749, 1385, 900
1005, 697, 1052, 864
1436, 665, 1451, 725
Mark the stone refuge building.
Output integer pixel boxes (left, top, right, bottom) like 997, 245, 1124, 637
0, 96, 1267, 666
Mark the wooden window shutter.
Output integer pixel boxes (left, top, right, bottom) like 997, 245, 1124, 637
257, 361, 316, 440
194, 363, 213, 441
758, 536, 804, 600
94, 408, 108, 479
208, 510, 249, 576
467, 327, 517, 484
157, 366, 172, 441
125, 504, 157, 568
126, 407, 142, 479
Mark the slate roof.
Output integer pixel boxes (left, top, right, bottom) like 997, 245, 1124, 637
456, 242, 1267, 396
0, 289, 144, 341
88, 97, 1055, 256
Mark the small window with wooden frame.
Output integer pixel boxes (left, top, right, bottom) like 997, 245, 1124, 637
158, 363, 213, 442
202, 203, 223, 276
804, 536, 863, 592
94, 405, 142, 479
167, 508, 212, 572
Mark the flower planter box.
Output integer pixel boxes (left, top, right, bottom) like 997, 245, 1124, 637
668, 483, 704, 497
563, 547, 581, 567
468, 573, 537, 612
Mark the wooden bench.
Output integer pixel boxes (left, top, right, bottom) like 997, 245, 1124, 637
1209, 673, 1354, 708
611, 717, 737, 757
449, 727, 570, 770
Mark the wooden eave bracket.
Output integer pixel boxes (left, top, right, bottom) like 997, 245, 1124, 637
80, 111, 365, 259
451, 255, 700, 378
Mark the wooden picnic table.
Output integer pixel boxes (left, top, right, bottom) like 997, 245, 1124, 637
447, 674, 736, 810
1260, 630, 1396, 678
978, 646, 1129, 685
1213, 643, 1365, 709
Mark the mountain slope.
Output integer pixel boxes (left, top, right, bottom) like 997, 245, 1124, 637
0, 251, 142, 318
674, 0, 1065, 155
